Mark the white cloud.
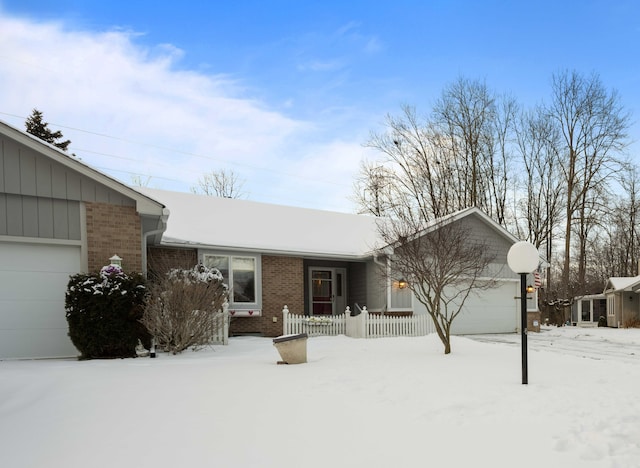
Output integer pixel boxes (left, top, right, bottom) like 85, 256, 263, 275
0, 12, 370, 211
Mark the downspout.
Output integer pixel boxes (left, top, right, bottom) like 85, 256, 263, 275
142, 208, 170, 276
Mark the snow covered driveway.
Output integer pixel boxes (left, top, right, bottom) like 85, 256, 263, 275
471, 325, 640, 363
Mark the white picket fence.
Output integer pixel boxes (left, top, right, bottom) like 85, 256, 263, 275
211, 303, 230, 345
282, 305, 435, 339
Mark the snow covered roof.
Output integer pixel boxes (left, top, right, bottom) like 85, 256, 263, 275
137, 188, 381, 259
605, 276, 640, 292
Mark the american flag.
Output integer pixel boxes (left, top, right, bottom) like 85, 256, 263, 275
534, 270, 542, 288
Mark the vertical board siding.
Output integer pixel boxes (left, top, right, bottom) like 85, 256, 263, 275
36, 159, 53, 198
22, 196, 38, 237
0, 139, 5, 192
37, 198, 54, 238
0, 134, 132, 241
19, 151, 37, 196
5, 194, 22, 236
3, 139, 20, 193
66, 172, 81, 199
51, 164, 67, 198
1, 194, 80, 241
0, 193, 6, 234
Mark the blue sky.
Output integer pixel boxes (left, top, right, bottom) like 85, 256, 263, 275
1, 0, 639, 211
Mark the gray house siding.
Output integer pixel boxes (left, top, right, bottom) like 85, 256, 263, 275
456, 213, 516, 280
1, 132, 134, 242
365, 258, 387, 311
0, 193, 81, 239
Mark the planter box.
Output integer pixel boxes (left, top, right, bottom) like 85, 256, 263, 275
273, 333, 308, 364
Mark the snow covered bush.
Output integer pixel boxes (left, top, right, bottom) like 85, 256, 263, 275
65, 265, 149, 359
142, 264, 228, 354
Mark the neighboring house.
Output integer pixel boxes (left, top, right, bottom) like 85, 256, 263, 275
571, 294, 607, 327
138, 188, 540, 338
603, 276, 640, 328
0, 120, 168, 359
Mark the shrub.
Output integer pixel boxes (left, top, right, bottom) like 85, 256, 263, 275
142, 264, 228, 354
623, 316, 640, 328
65, 265, 149, 359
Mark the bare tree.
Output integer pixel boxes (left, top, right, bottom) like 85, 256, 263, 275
513, 106, 565, 301
547, 70, 630, 299
130, 174, 152, 187
594, 164, 640, 278
362, 79, 516, 225
364, 105, 471, 221
191, 169, 246, 198
379, 213, 496, 354
352, 160, 396, 217
431, 77, 515, 225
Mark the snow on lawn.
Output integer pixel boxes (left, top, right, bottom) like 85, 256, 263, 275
1, 327, 639, 468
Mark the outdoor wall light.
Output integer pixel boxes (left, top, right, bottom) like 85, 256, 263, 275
397, 279, 407, 289
526, 285, 535, 294
507, 241, 539, 385
109, 254, 123, 267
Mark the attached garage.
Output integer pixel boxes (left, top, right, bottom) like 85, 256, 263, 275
0, 120, 167, 359
411, 280, 520, 335
450, 280, 519, 334
0, 241, 81, 359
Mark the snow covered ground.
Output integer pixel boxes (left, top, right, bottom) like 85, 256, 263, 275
1, 326, 639, 468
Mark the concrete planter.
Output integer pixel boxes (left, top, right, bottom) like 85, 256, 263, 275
273, 333, 308, 364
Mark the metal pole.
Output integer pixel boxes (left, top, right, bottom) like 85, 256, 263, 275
520, 273, 528, 384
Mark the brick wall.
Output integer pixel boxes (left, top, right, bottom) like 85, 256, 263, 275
230, 255, 304, 337
147, 246, 198, 278
85, 202, 142, 273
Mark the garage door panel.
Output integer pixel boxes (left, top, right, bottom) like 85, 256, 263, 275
0, 243, 80, 272
0, 301, 69, 328
451, 282, 518, 334
412, 281, 518, 335
0, 329, 78, 359
0, 271, 71, 300
0, 242, 80, 359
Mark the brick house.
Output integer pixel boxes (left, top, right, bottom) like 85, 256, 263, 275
138, 188, 535, 338
1, 118, 535, 358
0, 120, 167, 359
139, 187, 381, 338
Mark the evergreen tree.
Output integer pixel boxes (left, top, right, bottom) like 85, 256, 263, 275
25, 108, 71, 152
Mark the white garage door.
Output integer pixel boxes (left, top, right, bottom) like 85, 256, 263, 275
0, 242, 81, 359
413, 280, 519, 335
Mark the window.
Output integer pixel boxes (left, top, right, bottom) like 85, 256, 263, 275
232, 257, 255, 303
202, 253, 259, 305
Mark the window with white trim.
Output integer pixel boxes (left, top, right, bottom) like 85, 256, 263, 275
202, 253, 260, 306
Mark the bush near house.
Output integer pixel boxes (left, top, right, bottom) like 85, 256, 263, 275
142, 264, 228, 354
624, 317, 640, 328
65, 265, 149, 359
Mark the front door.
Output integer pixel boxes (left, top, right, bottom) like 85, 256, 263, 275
309, 267, 346, 315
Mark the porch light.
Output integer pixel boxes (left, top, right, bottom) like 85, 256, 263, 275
507, 241, 539, 385
526, 285, 535, 294
397, 278, 407, 290
109, 254, 123, 267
